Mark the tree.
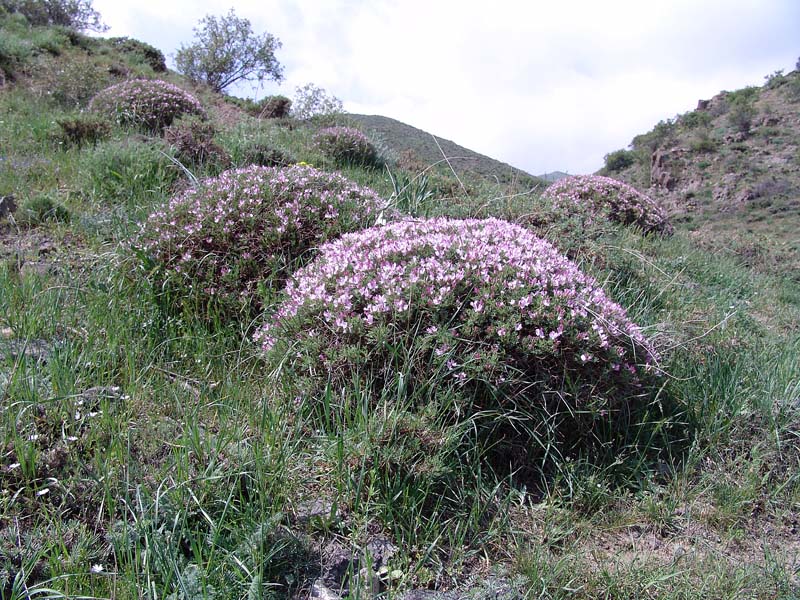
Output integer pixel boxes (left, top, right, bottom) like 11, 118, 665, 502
0, 0, 107, 31
291, 83, 344, 120
175, 9, 283, 93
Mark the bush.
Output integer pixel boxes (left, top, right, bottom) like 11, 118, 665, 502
603, 149, 635, 172
541, 175, 672, 235
313, 126, 380, 167
291, 83, 343, 120
679, 110, 712, 129
56, 114, 111, 147
89, 78, 205, 132
727, 98, 756, 135
108, 37, 166, 72
137, 165, 391, 320
255, 94, 291, 118
255, 218, 658, 465
164, 116, 229, 170
236, 142, 295, 168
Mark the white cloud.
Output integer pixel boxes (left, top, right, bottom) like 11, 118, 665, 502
92, 0, 800, 174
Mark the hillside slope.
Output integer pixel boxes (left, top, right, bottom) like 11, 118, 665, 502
348, 113, 544, 189
602, 68, 800, 279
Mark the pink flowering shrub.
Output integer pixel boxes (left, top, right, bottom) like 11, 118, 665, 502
313, 126, 381, 167
541, 175, 672, 235
89, 79, 206, 131
138, 165, 391, 319
256, 218, 659, 456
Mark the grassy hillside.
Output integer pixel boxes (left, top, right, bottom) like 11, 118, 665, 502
600, 68, 800, 281
1, 12, 799, 600
348, 113, 544, 190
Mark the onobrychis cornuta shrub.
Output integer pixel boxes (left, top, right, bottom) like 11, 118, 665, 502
542, 175, 672, 235
256, 218, 659, 426
138, 164, 391, 319
89, 79, 205, 131
313, 126, 380, 167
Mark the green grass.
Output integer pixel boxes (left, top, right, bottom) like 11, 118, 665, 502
1, 17, 800, 599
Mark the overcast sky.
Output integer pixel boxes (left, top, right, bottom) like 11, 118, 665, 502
92, 0, 799, 175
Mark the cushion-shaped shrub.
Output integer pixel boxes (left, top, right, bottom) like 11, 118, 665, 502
541, 175, 672, 235
255, 94, 292, 119
89, 78, 205, 131
313, 126, 380, 167
255, 218, 659, 462
138, 165, 391, 319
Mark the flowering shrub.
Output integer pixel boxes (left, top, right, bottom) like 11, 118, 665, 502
89, 79, 205, 131
138, 165, 391, 319
313, 126, 380, 167
256, 218, 659, 453
541, 175, 672, 235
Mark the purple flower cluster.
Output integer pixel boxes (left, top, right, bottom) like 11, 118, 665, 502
313, 126, 379, 166
542, 175, 672, 235
89, 79, 206, 131
138, 164, 390, 317
256, 218, 658, 397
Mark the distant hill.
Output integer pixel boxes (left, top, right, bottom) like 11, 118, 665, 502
600, 69, 800, 280
538, 171, 571, 182
348, 114, 544, 189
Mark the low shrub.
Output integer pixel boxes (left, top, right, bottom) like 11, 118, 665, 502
255, 218, 659, 467
56, 114, 111, 147
89, 78, 205, 131
313, 126, 380, 167
541, 175, 672, 235
108, 36, 166, 72
235, 140, 295, 168
255, 94, 291, 118
603, 149, 636, 172
137, 164, 391, 320
164, 116, 229, 170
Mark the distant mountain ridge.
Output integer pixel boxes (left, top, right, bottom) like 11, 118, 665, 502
348, 114, 545, 189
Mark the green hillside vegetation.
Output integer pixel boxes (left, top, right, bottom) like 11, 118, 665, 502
1, 7, 799, 599
600, 67, 800, 281
347, 113, 544, 191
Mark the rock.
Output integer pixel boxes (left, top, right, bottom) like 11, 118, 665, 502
650, 149, 680, 190
76, 386, 125, 409
1, 338, 55, 363
365, 535, 398, 568
294, 498, 334, 523
311, 580, 342, 600
0, 194, 16, 220
696, 99, 710, 111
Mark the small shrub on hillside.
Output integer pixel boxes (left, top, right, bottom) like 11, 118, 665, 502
1, 0, 107, 31
89, 78, 205, 131
291, 83, 343, 120
255, 218, 659, 466
727, 98, 756, 135
313, 126, 381, 167
237, 142, 295, 168
108, 37, 167, 72
255, 94, 291, 118
55, 114, 111, 146
680, 110, 712, 129
603, 149, 636, 172
137, 165, 391, 319
541, 175, 672, 235
164, 116, 229, 170
689, 131, 717, 153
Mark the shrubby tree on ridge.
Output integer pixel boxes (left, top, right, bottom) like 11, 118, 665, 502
175, 8, 283, 93
1, 0, 107, 31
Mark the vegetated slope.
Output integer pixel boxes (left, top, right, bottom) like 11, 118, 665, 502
538, 170, 572, 182
601, 68, 800, 279
3, 12, 800, 599
348, 113, 545, 189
